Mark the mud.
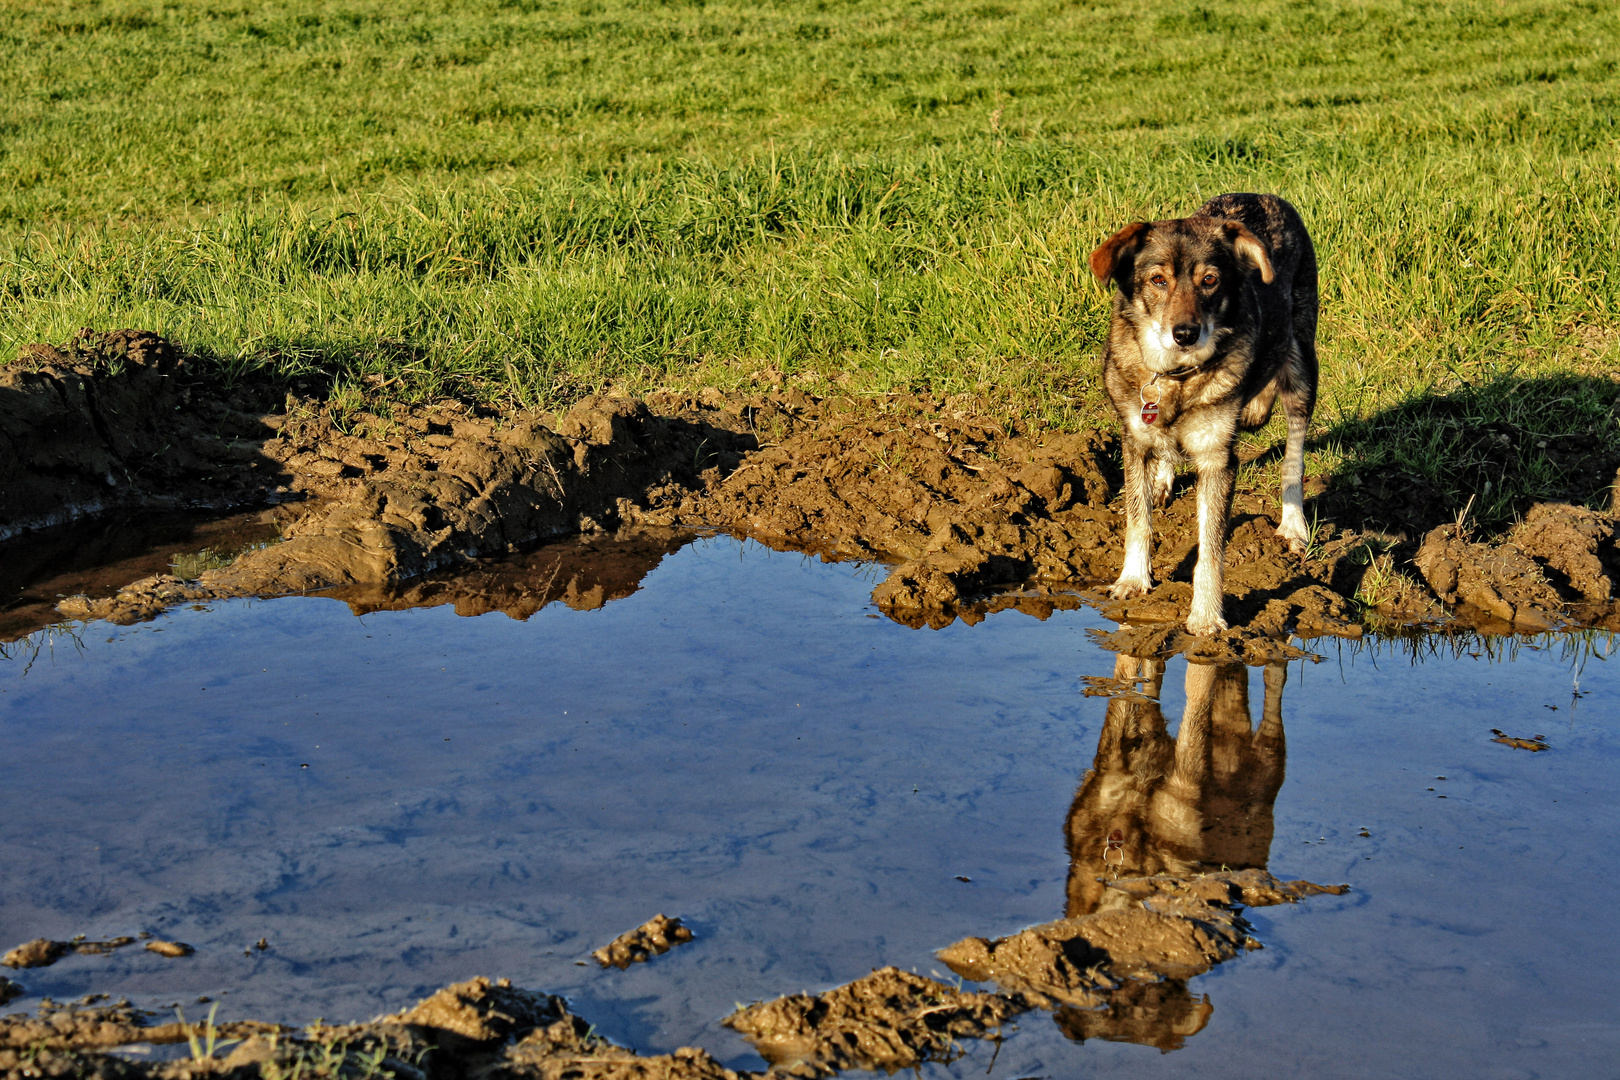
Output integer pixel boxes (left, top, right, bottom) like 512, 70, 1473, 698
0, 858, 1342, 1080
10, 330, 1620, 653
591, 915, 694, 969
0, 510, 280, 642
2, 937, 189, 971
1491, 730, 1551, 751
723, 966, 1023, 1078
937, 869, 1344, 1008
0, 978, 745, 1080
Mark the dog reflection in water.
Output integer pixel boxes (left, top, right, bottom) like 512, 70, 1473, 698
1054, 654, 1288, 1052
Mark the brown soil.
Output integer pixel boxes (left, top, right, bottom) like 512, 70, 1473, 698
723, 967, 1023, 1078
9, 330, 1620, 654
1491, 730, 1551, 751
591, 915, 695, 969
937, 869, 1346, 1009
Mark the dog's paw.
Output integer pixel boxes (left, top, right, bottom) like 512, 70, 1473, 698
1277, 507, 1310, 550
1109, 576, 1152, 600
1185, 610, 1229, 636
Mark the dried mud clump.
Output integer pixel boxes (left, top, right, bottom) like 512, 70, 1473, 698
1491, 729, 1550, 751
937, 870, 1346, 1009
313, 976, 747, 1080
2, 936, 144, 970
724, 966, 1023, 1078
592, 914, 694, 969
0, 998, 281, 1061
142, 941, 192, 959
1413, 504, 1620, 632
2, 939, 70, 969
0, 979, 21, 1007
0, 978, 748, 1080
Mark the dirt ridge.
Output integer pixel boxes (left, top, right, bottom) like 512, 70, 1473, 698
9, 331, 1620, 653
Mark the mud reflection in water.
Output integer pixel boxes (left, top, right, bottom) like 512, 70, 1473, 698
0, 532, 1617, 1079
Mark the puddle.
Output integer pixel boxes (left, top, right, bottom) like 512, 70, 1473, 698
0, 508, 280, 643
1, 534, 1616, 1078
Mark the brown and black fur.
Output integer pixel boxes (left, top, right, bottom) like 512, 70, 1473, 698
1089, 193, 1318, 635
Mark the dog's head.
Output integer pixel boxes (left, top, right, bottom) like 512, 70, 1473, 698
1089, 216, 1274, 374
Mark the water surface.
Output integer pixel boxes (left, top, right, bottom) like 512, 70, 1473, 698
1, 535, 1615, 1079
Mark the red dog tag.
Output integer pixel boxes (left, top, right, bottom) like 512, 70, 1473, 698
1140, 401, 1159, 425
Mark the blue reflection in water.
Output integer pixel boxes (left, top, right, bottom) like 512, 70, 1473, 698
0, 535, 1615, 1079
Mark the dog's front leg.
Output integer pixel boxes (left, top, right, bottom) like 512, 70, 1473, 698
1110, 437, 1155, 599
1186, 449, 1235, 635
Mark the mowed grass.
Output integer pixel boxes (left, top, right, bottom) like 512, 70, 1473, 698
3, 0, 1619, 529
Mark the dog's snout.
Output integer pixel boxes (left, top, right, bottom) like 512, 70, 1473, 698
1171, 322, 1202, 347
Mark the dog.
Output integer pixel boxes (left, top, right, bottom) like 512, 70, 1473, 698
1088, 193, 1318, 635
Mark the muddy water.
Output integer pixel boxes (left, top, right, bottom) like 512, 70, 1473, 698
1, 536, 1616, 1079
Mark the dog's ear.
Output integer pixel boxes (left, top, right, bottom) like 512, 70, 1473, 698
1224, 221, 1275, 283
1089, 222, 1150, 286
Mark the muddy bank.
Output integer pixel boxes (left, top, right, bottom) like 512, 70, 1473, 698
0, 866, 1341, 1080
10, 331, 1620, 653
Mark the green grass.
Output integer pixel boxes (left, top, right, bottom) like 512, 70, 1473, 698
3, 0, 1619, 529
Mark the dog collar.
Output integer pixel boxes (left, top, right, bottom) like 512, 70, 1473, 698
1156, 363, 1203, 380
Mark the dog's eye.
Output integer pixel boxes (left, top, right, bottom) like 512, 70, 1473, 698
1200, 272, 1219, 288
1149, 273, 1168, 288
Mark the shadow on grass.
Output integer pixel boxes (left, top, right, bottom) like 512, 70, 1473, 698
1295, 373, 1620, 539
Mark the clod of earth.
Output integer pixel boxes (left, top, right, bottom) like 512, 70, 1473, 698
2, 939, 71, 969
724, 967, 1023, 1079
938, 870, 1347, 1008
0, 979, 22, 1007
591, 914, 694, 969
74, 938, 137, 958
1490, 730, 1550, 751
142, 941, 193, 958
10, 331, 1620, 654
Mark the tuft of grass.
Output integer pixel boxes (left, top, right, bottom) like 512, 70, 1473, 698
1, 0, 1617, 528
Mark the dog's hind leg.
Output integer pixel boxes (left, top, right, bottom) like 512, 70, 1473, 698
1186, 447, 1235, 635
1110, 438, 1155, 599
1276, 347, 1316, 551
1149, 452, 1177, 507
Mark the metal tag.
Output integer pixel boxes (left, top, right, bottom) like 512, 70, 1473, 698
1140, 401, 1159, 425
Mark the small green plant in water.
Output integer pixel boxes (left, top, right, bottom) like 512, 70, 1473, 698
177, 1002, 237, 1061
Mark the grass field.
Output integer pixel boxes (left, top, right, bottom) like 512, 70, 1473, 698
3, 0, 1619, 528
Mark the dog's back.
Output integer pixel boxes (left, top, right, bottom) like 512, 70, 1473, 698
1194, 193, 1318, 419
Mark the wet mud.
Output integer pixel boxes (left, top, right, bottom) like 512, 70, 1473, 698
724, 967, 1022, 1078
10, 329, 1620, 655
592, 915, 694, 970
1491, 730, 1551, 751
0, 510, 279, 643
1, 858, 1342, 1080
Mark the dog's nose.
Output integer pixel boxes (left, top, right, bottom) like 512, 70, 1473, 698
1172, 322, 1202, 347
